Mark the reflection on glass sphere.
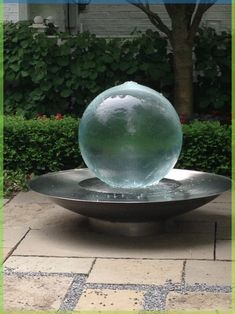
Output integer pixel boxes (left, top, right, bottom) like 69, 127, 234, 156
79, 81, 182, 188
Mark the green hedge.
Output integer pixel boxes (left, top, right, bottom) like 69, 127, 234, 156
177, 121, 231, 176
4, 117, 231, 177
4, 116, 82, 174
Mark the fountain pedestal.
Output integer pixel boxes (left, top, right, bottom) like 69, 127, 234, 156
89, 218, 164, 237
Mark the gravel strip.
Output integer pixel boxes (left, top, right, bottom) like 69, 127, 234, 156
4, 268, 76, 278
86, 282, 150, 290
59, 275, 87, 312
144, 286, 168, 310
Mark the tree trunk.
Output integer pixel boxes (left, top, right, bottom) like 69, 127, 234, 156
171, 10, 194, 116
131, 3, 215, 116
172, 40, 193, 116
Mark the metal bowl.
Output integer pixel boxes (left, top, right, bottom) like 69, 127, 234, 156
29, 168, 231, 223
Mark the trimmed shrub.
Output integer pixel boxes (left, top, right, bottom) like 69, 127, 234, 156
4, 116, 82, 174
4, 117, 231, 177
178, 121, 231, 176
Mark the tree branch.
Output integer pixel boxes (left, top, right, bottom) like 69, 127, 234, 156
128, 0, 172, 40
188, 0, 217, 43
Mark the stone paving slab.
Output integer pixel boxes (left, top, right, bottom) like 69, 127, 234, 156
166, 220, 215, 234
185, 260, 231, 286
165, 291, 232, 311
4, 274, 73, 311
2, 190, 232, 312
4, 202, 79, 229
3, 247, 13, 262
4, 256, 95, 274
176, 202, 231, 222
2, 227, 29, 262
75, 288, 145, 311
87, 259, 184, 285
13, 225, 215, 259
212, 190, 231, 203
217, 221, 231, 240
9, 191, 52, 205
216, 240, 232, 260
3, 226, 29, 247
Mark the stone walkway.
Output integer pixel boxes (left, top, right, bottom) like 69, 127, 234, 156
3, 190, 232, 311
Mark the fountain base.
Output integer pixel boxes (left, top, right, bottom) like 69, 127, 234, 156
29, 168, 231, 234
89, 218, 164, 236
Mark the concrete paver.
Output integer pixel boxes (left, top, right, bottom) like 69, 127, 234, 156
87, 259, 183, 284
166, 292, 232, 311
4, 274, 73, 311
166, 220, 215, 233
212, 190, 231, 203
3, 226, 29, 247
4, 202, 79, 229
3, 190, 232, 311
185, 260, 231, 286
4, 256, 94, 274
216, 240, 232, 260
178, 202, 231, 222
217, 221, 231, 239
75, 289, 144, 311
9, 191, 51, 205
13, 226, 215, 259
3, 247, 13, 262
2, 227, 29, 262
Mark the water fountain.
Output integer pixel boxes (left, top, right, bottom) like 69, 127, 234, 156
29, 82, 231, 236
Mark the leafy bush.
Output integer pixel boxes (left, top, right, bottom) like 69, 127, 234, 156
4, 117, 231, 178
4, 116, 82, 175
4, 22, 231, 118
177, 121, 231, 176
4, 22, 171, 118
4, 170, 29, 197
194, 27, 231, 113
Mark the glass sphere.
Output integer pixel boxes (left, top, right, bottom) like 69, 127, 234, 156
79, 82, 182, 188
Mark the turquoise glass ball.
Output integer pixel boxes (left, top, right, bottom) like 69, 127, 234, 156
79, 82, 182, 188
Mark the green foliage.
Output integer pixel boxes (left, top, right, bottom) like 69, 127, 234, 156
4, 23, 171, 118
177, 121, 231, 176
4, 117, 231, 179
5, 22, 231, 117
4, 116, 83, 174
194, 27, 231, 113
4, 170, 29, 197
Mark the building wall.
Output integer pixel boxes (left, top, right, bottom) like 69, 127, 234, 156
4, 4, 20, 22
79, 4, 231, 36
4, 3, 231, 35
202, 4, 231, 32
